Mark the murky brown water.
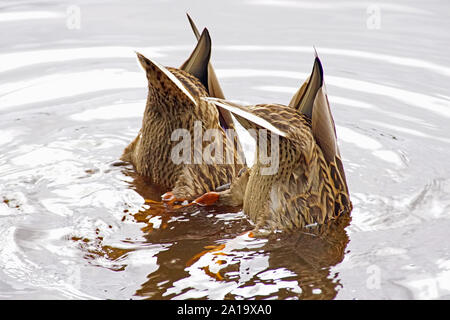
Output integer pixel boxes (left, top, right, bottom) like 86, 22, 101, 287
1, 0, 450, 299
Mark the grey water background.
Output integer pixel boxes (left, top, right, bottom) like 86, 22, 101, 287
1, 0, 450, 299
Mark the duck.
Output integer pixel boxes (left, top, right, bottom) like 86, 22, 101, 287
193, 56, 352, 232
121, 16, 245, 202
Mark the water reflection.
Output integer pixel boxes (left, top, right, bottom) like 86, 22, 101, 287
139, 210, 350, 300
85, 169, 349, 299
2, 0, 450, 300
67, 166, 350, 300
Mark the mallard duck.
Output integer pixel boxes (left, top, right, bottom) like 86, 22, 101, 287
121, 18, 245, 202
193, 56, 352, 231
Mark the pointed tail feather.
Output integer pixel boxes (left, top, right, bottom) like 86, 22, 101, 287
289, 56, 324, 118
185, 14, 246, 165
186, 13, 202, 39
180, 28, 211, 90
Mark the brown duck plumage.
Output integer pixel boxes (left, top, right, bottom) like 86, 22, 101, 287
121, 23, 245, 200
195, 57, 352, 231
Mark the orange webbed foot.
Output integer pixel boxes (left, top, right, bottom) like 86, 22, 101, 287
161, 191, 194, 208
161, 191, 176, 204
192, 192, 220, 206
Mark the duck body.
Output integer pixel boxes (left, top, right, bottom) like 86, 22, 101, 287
236, 104, 351, 230
121, 27, 245, 201
122, 68, 219, 186
194, 57, 352, 232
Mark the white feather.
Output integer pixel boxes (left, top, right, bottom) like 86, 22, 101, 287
203, 97, 287, 137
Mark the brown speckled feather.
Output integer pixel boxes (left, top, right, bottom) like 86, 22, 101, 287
182, 14, 246, 165
221, 103, 350, 229
121, 30, 244, 200
289, 57, 349, 193
204, 65, 352, 231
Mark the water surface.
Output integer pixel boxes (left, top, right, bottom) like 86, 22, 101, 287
1, 0, 450, 299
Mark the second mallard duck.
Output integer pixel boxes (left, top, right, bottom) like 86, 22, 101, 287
194, 56, 352, 232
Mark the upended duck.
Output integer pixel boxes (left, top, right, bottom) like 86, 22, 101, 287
121, 18, 245, 202
193, 56, 353, 232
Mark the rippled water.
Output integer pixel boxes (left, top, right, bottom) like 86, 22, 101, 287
1, 0, 450, 300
